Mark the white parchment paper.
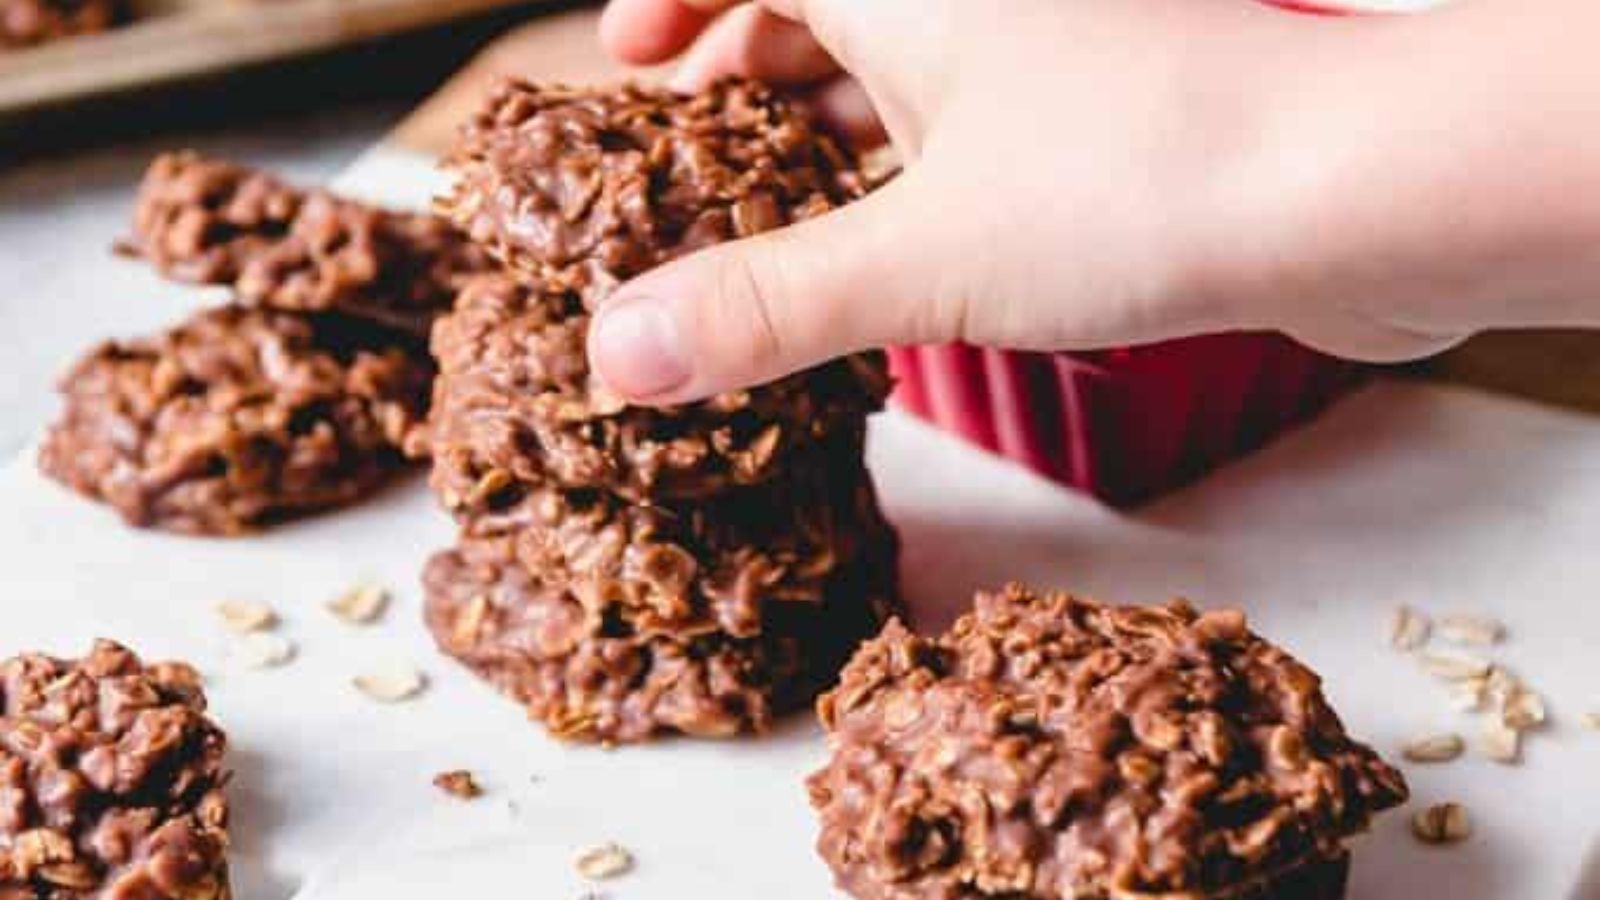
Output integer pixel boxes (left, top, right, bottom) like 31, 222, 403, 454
0, 148, 1593, 898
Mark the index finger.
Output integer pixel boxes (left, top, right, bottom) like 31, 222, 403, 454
599, 0, 736, 65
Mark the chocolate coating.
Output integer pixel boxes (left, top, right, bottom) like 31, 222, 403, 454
120, 152, 492, 334
39, 305, 431, 535
438, 79, 867, 297
0, 640, 229, 900
1, 0, 120, 48
808, 586, 1409, 900
423, 528, 898, 744
424, 77, 901, 745
487, 454, 896, 639
420, 274, 889, 502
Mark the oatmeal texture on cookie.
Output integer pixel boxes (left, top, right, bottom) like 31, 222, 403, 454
808, 585, 1409, 900
438, 78, 868, 298
39, 305, 430, 535
121, 152, 491, 334
496, 459, 896, 639
420, 77, 901, 745
0, 640, 230, 900
417, 274, 889, 503
423, 530, 897, 744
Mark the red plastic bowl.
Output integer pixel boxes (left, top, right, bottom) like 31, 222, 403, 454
887, 337, 1365, 506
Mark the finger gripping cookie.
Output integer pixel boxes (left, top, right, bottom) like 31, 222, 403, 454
419, 274, 889, 503
437, 78, 868, 298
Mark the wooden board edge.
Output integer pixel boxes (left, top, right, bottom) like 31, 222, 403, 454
0, 0, 557, 116
1418, 330, 1600, 415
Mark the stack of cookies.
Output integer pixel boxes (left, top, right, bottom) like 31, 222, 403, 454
40, 152, 488, 535
417, 79, 902, 743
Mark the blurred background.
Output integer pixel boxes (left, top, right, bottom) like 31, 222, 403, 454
0, 0, 591, 457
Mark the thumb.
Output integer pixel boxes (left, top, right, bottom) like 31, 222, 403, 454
586, 175, 960, 404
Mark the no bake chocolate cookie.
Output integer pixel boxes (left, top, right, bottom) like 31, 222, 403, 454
39, 305, 430, 535
120, 152, 491, 334
491, 457, 896, 639
1, 0, 121, 49
423, 530, 898, 744
419, 274, 889, 502
808, 585, 1408, 900
438, 79, 868, 297
0, 640, 229, 899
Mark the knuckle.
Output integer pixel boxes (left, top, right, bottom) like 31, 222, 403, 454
708, 240, 789, 374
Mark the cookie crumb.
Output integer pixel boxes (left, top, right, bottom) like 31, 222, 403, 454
432, 770, 481, 799
1411, 803, 1471, 844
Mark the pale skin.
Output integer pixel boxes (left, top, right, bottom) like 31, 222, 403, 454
585, 0, 1600, 404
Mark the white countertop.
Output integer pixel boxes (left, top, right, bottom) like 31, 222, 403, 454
1, 142, 1596, 899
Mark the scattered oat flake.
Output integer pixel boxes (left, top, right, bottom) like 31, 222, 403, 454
1581, 712, 1600, 731
1502, 687, 1547, 731
327, 583, 389, 624
1402, 733, 1464, 764
1387, 606, 1431, 651
1419, 652, 1491, 682
1448, 677, 1489, 712
216, 599, 276, 633
1479, 719, 1521, 764
1436, 614, 1505, 646
432, 770, 481, 799
353, 666, 426, 702
1412, 803, 1471, 845
575, 843, 634, 881
1485, 664, 1516, 689
238, 632, 295, 668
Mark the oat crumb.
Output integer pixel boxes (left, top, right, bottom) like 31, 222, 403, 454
432, 770, 481, 799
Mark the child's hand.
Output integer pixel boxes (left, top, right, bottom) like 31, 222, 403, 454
590, 0, 1600, 403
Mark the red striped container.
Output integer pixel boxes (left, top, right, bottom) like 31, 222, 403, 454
885, 0, 1408, 506
887, 336, 1365, 506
